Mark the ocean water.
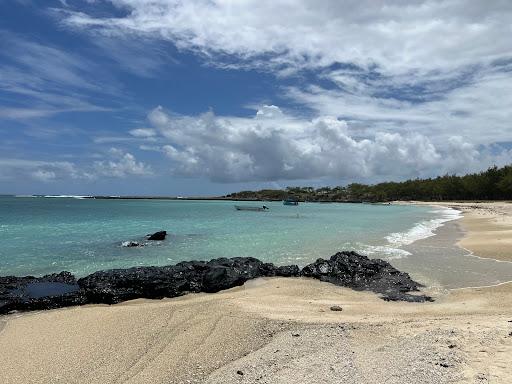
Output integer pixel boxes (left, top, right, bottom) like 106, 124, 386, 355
0, 197, 455, 278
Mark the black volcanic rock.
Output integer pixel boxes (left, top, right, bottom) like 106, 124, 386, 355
0, 252, 431, 314
77, 257, 291, 304
0, 272, 85, 314
275, 265, 301, 277
147, 231, 167, 240
301, 251, 432, 302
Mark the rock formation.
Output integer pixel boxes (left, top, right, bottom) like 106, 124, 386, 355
0, 252, 431, 314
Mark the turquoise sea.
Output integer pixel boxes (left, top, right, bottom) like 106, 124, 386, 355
0, 196, 453, 278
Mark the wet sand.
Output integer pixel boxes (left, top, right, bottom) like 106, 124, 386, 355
397, 201, 512, 263
1, 202, 512, 383
453, 202, 512, 263
397, 220, 512, 289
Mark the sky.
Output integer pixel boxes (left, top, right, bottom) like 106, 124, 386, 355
0, 0, 511, 196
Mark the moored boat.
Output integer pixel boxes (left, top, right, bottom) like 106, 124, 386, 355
283, 198, 299, 206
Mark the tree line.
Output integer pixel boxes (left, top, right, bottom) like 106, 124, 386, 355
225, 165, 512, 202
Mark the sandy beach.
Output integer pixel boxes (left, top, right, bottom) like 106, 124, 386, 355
1, 202, 512, 383
400, 201, 512, 263
453, 202, 512, 263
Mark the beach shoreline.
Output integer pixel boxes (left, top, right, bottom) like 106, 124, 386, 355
1, 202, 511, 383
395, 201, 512, 263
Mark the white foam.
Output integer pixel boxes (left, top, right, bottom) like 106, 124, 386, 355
359, 244, 412, 260
356, 207, 462, 260
385, 207, 462, 247
43, 195, 92, 199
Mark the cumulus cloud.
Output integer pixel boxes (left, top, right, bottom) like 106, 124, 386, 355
144, 105, 511, 183
0, 159, 90, 182
0, 150, 152, 183
93, 148, 153, 177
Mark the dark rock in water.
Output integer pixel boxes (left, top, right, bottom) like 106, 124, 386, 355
301, 251, 433, 302
0, 252, 431, 314
147, 231, 167, 241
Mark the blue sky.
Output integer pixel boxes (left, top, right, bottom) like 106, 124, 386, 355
1, 0, 511, 195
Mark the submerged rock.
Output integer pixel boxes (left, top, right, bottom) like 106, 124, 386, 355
0, 252, 431, 314
147, 231, 167, 241
121, 241, 144, 247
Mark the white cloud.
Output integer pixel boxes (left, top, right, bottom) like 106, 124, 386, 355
83, 34, 173, 77
0, 159, 89, 182
31, 169, 57, 182
129, 128, 157, 137
93, 148, 153, 177
61, 1, 512, 139
0, 32, 116, 120
146, 105, 512, 183
60, 1, 512, 76
0, 149, 152, 183
286, 65, 512, 147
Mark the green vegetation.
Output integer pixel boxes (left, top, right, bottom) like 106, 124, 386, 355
225, 165, 512, 202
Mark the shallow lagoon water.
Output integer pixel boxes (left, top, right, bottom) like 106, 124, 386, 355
0, 197, 442, 277
1, 196, 511, 289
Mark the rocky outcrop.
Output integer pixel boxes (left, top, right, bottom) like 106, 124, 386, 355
0, 272, 86, 314
301, 251, 432, 302
78, 257, 299, 304
147, 231, 167, 241
0, 252, 431, 314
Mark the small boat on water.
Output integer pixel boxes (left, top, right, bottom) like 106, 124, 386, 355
235, 205, 269, 211
283, 198, 299, 206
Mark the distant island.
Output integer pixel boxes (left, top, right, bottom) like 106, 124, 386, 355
13, 165, 511, 203
225, 165, 512, 202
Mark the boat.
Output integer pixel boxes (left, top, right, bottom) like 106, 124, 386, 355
283, 198, 299, 206
234, 205, 269, 211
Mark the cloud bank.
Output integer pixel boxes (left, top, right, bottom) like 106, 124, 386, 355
0, 149, 152, 183
144, 105, 510, 183
61, 0, 512, 76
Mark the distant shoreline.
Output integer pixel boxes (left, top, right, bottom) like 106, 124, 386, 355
8, 194, 512, 204
10, 194, 379, 203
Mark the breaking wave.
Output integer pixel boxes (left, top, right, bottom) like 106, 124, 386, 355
385, 207, 462, 247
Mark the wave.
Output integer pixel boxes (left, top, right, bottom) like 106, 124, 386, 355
385, 207, 462, 247
357, 207, 462, 260
359, 244, 412, 260
43, 195, 92, 199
